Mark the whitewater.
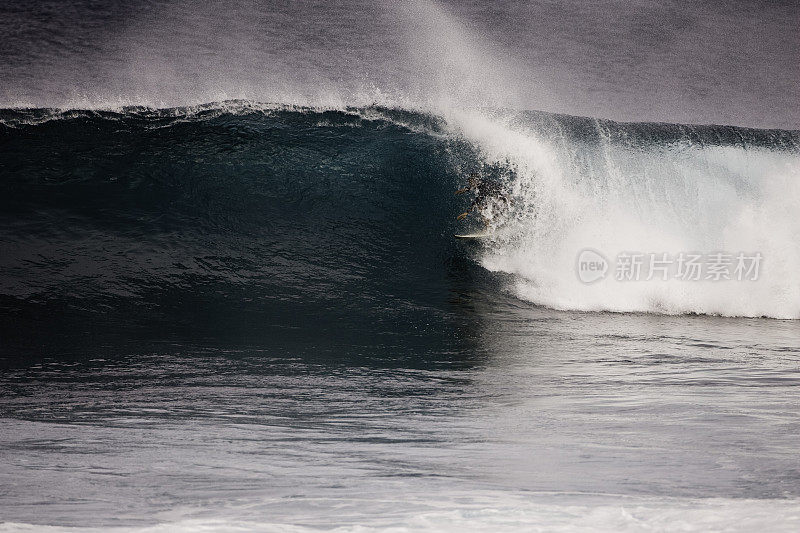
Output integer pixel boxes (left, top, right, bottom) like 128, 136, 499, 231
442, 108, 800, 319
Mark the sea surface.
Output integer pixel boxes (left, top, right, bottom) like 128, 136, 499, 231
2, 1, 800, 531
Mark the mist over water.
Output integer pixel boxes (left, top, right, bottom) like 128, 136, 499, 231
1, 0, 798, 128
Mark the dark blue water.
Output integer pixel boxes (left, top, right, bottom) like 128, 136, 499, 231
0, 106, 476, 361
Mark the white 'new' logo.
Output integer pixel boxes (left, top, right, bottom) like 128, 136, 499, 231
576, 249, 608, 284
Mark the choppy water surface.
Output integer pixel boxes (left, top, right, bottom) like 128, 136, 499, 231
2, 307, 800, 531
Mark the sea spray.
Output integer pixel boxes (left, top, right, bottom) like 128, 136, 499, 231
443, 108, 800, 318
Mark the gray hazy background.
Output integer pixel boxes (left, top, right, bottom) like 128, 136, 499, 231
0, 0, 798, 128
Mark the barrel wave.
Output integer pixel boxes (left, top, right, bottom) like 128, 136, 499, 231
1, 102, 799, 361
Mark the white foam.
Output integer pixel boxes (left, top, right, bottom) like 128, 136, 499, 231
443, 109, 800, 319
2, 494, 798, 532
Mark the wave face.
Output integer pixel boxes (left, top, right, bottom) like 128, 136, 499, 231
1, 103, 799, 356
0, 104, 491, 357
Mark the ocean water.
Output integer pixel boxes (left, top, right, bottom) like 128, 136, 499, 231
2, 1, 800, 532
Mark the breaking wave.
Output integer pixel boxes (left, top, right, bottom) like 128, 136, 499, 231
1, 101, 799, 356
